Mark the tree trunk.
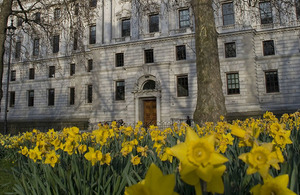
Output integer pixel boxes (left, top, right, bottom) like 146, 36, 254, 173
191, 0, 227, 125
0, 0, 13, 105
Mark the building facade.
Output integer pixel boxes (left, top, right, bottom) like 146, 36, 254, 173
2, 0, 300, 130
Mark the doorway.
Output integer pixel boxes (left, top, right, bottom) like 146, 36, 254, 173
143, 99, 157, 127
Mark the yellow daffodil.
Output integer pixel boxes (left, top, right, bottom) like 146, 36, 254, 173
131, 155, 141, 165
239, 143, 280, 178
100, 153, 112, 165
250, 174, 296, 195
84, 147, 102, 166
51, 138, 61, 151
44, 150, 60, 168
28, 146, 42, 162
20, 146, 29, 156
272, 130, 293, 149
137, 146, 148, 157
77, 144, 87, 154
170, 128, 228, 194
125, 163, 178, 195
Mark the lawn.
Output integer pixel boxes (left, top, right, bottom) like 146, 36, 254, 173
0, 159, 15, 195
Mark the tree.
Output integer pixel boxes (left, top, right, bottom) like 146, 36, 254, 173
191, 0, 226, 125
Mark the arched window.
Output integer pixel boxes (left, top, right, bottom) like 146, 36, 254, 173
143, 80, 156, 90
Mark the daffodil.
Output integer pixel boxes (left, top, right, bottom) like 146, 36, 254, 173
131, 155, 141, 165
84, 147, 102, 166
44, 150, 60, 167
77, 144, 87, 154
272, 130, 293, 149
100, 153, 111, 165
170, 128, 228, 194
28, 146, 42, 162
239, 143, 280, 179
125, 163, 178, 195
250, 174, 296, 195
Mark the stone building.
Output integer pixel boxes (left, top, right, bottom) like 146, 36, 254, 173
2, 0, 300, 130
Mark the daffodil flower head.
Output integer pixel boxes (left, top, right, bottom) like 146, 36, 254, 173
250, 174, 296, 195
44, 150, 60, 168
125, 163, 178, 195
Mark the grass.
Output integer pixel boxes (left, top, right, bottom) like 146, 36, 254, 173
0, 158, 15, 195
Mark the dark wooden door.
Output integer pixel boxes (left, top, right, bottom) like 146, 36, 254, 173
143, 100, 157, 127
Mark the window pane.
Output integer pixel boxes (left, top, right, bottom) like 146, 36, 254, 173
90, 0, 97, 7
15, 41, 21, 59
90, 25, 96, 44
116, 53, 124, 67
116, 81, 125, 100
11, 70, 16, 81
70, 64, 75, 76
227, 73, 240, 94
143, 80, 156, 90
29, 68, 35, 80
122, 19, 130, 37
222, 2, 235, 26
263, 40, 275, 56
70, 87, 75, 105
176, 45, 186, 60
88, 59, 93, 72
260, 2, 273, 24
28, 90, 34, 107
73, 31, 78, 51
53, 35, 59, 53
265, 71, 279, 93
48, 89, 55, 106
49, 66, 55, 78
149, 14, 159, 33
179, 9, 190, 28
87, 85, 93, 103
145, 49, 154, 63
225, 42, 236, 58
33, 38, 39, 56
177, 75, 189, 97
9, 91, 15, 107
54, 8, 61, 20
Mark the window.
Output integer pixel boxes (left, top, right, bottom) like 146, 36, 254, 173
143, 80, 156, 90
265, 70, 279, 93
9, 91, 15, 107
149, 14, 159, 33
263, 40, 275, 56
28, 90, 34, 107
122, 19, 130, 37
90, 0, 97, 7
226, 73, 240, 94
296, 0, 300, 20
70, 64, 75, 76
29, 68, 35, 80
116, 53, 124, 67
11, 70, 16, 81
17, 18, 23, 27
222, 2, 235, 26
144, 49, 154, 63
87, 59, 93, 72
70, 87, 75, 105
73, 31, 78, 50
87, 85, 93, 103
34, 12, 41, 23
89, 25, 96, 44
177, 75, 189, 97
74, 3, 79, 15
54, 8, 61, 20
179, 9, 190, 28
15, 41, 21, 59
259, 2, 273, 24
53, 35, 59, 53
49, 66, 55, 78
225, 42, 236, 58
48, 88, 55, 106
116, 81, 125, 100
176, 45, 186, 61
33, 38, 39, 56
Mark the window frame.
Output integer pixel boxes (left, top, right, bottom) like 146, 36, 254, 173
177, 75, 189, 97
116, 80, 125, 101
9, 91, 15, 107
87, 59, 93, 72
34, 12, 41, 23
225, 42, 236, 58
226, 72, 240, 95
10, 70, 16, 81
70, 87, 75, 105
53, 35, 60, 53
176, 45, 186, 61
15, 41, 21, 59
33, 38, 39, 56
49, 66, 55, 78
48, 88, 55, 106
179, 9, 190, 28
28, 90, 34, 107
263, 40, 275, 56
121, 19, 131, 37
259, 1, 273, 25
296, 0, 300, 20
70, 63, 75, 76
29, 68, 35, 80
265, 70, 279, 93
73, 31, 78, 51
89, 0, 97, 8
54, 8, 61, 20
89, 25, 96, 44
222, 2, 235, 26
87, 84, 93, 103
149, 14, 159, 33
144, 49, 154, 64
116, 53, 124, 67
